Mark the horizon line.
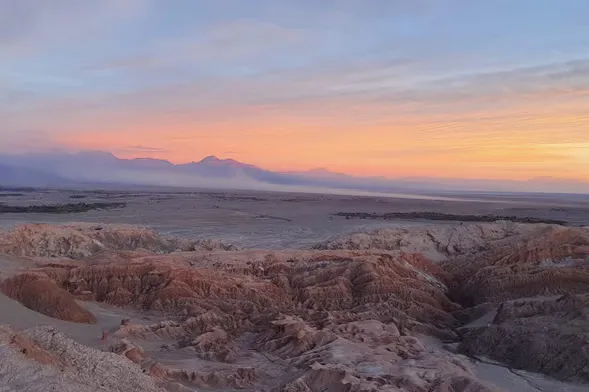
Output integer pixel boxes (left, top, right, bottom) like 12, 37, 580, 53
3, 149, 589, 184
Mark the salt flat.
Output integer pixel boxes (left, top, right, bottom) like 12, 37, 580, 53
1, 188, 588, 248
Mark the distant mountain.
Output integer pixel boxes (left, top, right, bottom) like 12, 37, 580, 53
177, 155, 261, 178
0, 163, 69, 187
1, 151, 588, 194
286, 168, 356, 181
125, 157, 175, 170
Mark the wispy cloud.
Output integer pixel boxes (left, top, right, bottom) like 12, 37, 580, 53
0, 128, 63, 153
82, 18, 309, 75
0, 0, 148, 57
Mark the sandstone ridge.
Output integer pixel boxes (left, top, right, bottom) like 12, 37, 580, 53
1, 222, 588, 391
0, 223, 238, 259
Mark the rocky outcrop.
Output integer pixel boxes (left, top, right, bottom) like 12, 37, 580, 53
443, 226, 589, 305
458, 293, 589, 383
47, 260, 292, 318
109, 337, 258, 389
314, 222, 538, 261
0, 223, 237, 259
113, 314, 502, 392
441, 226, 589, 382
0, 325, 164, 392
40, 249, 460, 338
318, 223, 589, 385
178, 327, 239, 362
281, 364, 502, 392
0, 273, 96, 323
259, 316, 502, 392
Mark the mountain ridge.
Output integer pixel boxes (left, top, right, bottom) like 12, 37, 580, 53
1, 151, 588, 194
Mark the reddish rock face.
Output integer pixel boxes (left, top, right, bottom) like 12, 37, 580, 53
313, 221, 537, 261
442, 226, 589, 305
437, 226, 589, 383
1, 244, 488, 391
0, 273, 96, 324
2, 222, 588, 391
0, 223, 237, 259
40, 249, 460, 336
313, 223, 589, 384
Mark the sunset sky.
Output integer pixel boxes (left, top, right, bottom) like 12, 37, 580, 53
2, 0, 589, 181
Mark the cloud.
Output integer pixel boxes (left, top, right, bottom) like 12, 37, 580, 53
408, 58, 589, 100
82, 55, 157, 73
0, 128, 64, 153
82, 18, 309, 75
6, 54, 589, 171
76, 56, 589, 117
6, 54, 589, 135
0, 0, 148, 58
198, 19, 306, 55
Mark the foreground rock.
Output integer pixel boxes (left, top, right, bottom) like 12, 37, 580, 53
0, 325, 163, 392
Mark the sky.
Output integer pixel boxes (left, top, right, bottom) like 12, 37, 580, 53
1, 0, 589, 181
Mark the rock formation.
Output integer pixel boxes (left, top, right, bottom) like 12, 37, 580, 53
313, 221, 540, 261
0, 325, 164, 392
321, 223, 589, 384
443, 225, 589, 305
0, 273, 97, 323
37, 249, 460, 338
1, 222, 588, 391
458, 293, 589, 383
0, 223, 238, 259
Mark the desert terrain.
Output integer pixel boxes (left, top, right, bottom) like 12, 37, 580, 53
0, 188, 588, 391
1, 187, 589, 247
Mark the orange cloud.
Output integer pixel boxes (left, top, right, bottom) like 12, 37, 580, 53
7, 56, 589, 182
50, 97, 589, 181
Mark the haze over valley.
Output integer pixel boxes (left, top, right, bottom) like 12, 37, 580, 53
2, 151, 589, 195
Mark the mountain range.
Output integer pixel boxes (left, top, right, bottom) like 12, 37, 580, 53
1, 151, 588, 195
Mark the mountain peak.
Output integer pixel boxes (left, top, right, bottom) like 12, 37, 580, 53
200, 155, 222, 163
197, 155, 244, 167
296, 167, 350, 179
75, 150, 117, 160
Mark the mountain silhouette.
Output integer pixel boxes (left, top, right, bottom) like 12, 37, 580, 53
1, 151, 588, 194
